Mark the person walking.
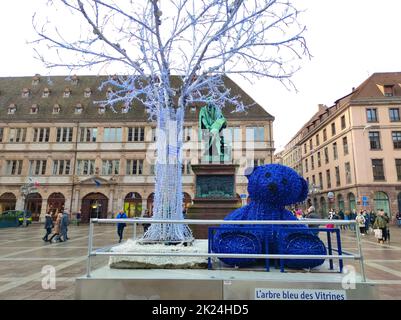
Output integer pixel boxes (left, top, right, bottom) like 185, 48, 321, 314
363, 210, 370, 234
396, 212, 401, 228
356, 211, 366, 235
373, 210, 389, 244
43, 211, 54, 242
60, 211, 69, 241
116, 210, 127, 243
49, 211, 63, 243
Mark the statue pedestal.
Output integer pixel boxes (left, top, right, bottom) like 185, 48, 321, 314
187, 164, 240, 239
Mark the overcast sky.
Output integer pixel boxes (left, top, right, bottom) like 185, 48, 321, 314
1, 0, 401, 152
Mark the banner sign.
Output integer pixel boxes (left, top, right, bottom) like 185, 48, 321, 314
255, 288, 347, 300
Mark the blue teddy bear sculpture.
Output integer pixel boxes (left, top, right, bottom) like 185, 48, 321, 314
212, 164, 327, 269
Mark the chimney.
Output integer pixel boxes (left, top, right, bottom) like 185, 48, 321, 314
318, 104, 327, 112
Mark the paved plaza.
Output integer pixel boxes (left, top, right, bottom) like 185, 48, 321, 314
0, 223, 400, 300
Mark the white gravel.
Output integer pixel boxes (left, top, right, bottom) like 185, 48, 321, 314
108, 239, 209, 269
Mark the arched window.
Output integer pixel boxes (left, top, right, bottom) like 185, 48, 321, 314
348, 193, 356, 212
337, 194, 344, 211
124, 192, 142, 218
374, 191, 390, 217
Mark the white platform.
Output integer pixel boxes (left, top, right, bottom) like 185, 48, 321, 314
75, 266, 378, 300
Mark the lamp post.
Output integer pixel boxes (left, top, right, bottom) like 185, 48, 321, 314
19, 181, 37, 227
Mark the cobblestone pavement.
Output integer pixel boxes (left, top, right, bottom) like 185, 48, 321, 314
0, 223, 400, 300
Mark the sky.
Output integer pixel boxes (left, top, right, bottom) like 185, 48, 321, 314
1, 0, 401, 151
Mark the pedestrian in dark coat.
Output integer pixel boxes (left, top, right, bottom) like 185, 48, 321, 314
43, 211, 54, 242
116, 211, 127, 243
60, 211, 69, 241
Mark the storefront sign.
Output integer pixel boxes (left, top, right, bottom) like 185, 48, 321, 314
255, 288, 347, 300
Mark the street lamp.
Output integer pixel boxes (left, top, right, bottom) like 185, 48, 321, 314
19, 181, 37, 227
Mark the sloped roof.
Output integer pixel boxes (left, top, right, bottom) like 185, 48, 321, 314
0, 75, 273, 122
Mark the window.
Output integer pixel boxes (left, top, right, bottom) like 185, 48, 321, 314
333, 142, 338, 160
57, 127, 73, 143
151, 128, 157, 142
29, 160, 47, 176
30, 104, 39, 114
21, 88, 30, 98
33, 128, 50, 143
304, 143, 307, 154
84, 88, 92, 98
326, 170, 331, 189
0, 128, 3, 142
52, 160, 71, 175
331, 123, 336, 136
79, 128, 97, 142
76, 160, 95, 175
75, 104, 83, 114
372, 159, 385, 181
369, 131, 381, 150
324, 147, 329, 164
106, 87, 114, 99
42, 88, 50, 98
182, 160, 191, 175
8, 128, 26, 143
345, 162, 352, 184
389, 108, 400, 121
341, 115, 346, 129
63, 88, 71, 98
343, 136, 349, 155
6, 160, 23, 175
71, 75, 79, 86
254, 159, 265, 167
122, 102, 130, 113
103, 128, 122, 142
128, 127, 144, 142
318, 172, 323, 189
323, 129, 327, 142
311, 155, 314, 170
246, 127, 264, 142
335, 166, 340, 187
392, 131, 401, 149
312, 175, 316, 186
98, 105, 106, 115
32, 76, 40, 86
317, 152, 321, 167
315, 134, 320, 146
223, 127, 241, 145
126, 160, 144, 175
309, 139, 313, 150
183, 126, 192, 141
8, 104, 16, 115
366, 108, 378, 122
305, 159, 308, 173
395, 159, 401, 181
53, 104, 61, 114
102, 160, 120, 175
384, 85, 394, 97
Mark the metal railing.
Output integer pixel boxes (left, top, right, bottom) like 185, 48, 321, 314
86, 218, 365, 281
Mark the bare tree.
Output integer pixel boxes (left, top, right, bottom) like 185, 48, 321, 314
32, 0, 309, 242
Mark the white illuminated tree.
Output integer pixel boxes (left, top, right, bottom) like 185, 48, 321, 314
33, 0, 309, 242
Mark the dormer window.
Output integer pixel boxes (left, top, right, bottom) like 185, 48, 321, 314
106, 87, 114, 99
84, 88, 92, 98
8, 104, 16, 115
63, 88, 71, 98
53, 104, 61, 114
75, 103, 83, 114
122, 102, 130, 114
71, 75, 79, 85
21, 88, 31, 98
42, 88, 50, 98
32, 75, 40, 86
98, 105, 106, 115
384, 85, 394, 97
30, 104, 39, 114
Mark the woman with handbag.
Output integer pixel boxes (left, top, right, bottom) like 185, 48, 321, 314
373, 210, 389, 244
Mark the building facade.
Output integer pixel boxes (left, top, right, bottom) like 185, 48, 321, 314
281, 73, 401, 218
0, 75, 274, 222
